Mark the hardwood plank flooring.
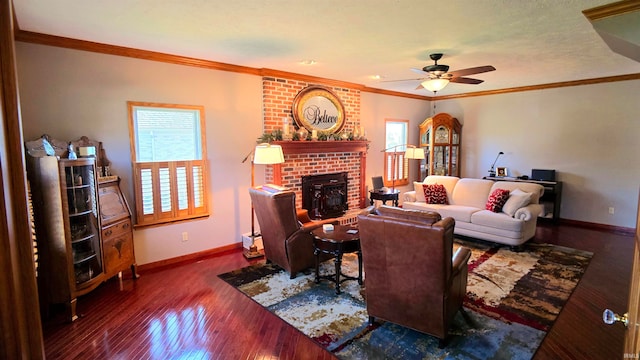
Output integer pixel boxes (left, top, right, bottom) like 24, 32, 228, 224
41, 223, 634, 359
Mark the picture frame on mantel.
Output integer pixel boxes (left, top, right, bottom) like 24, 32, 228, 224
292, 85, 346, 134
496, 167, 508, 177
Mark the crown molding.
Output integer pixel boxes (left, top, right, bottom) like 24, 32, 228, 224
14, 29, 640, 102
432, 73, 640, 100
582, 0, 640, 21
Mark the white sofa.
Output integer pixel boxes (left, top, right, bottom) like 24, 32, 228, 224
403, 176, 545, 246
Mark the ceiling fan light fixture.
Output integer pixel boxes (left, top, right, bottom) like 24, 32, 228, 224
421, 78, 449, 92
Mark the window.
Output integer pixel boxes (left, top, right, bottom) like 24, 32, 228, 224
384, 119, 409, 188
128, 102, 209, 227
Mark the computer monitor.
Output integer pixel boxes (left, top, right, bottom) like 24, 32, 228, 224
531, 169, 556, 182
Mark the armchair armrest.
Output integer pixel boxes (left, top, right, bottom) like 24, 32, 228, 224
359, 205, 376, 215
296, 209, 312, 224
403, 190, 417, 202
297, 208, 339, 229
514, 203, 543, 221
299, 218, 339, 233
452, 246, 471, 276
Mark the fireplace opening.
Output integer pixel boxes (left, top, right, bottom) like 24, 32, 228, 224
301, 172, 348, 219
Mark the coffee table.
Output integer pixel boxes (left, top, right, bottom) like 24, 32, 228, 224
311, 224, 363, 294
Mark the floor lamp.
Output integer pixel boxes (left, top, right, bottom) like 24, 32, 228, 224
405, 145, 425, 183
242, 143, 284, 258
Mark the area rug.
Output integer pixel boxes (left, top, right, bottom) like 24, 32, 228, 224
218, 239, 592, 359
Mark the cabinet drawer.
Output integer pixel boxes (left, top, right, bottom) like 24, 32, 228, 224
102, 219, 132, 239
103, 232, 135, 276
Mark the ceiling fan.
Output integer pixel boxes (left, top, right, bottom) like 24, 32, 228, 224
386, 53, 496, 92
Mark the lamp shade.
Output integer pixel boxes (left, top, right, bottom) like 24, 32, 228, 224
421, 78, 450, 92
405, 146, 425, 160
253, 143, 284, 164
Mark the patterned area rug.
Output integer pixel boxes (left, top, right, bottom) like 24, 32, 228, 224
219, 239, 592, 359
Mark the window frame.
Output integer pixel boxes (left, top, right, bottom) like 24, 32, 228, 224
128, 101, 209, 227
383, 119, 409, 187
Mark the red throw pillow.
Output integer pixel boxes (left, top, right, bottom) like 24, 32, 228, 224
486, 188, 510, 212
423, 184, 448, 204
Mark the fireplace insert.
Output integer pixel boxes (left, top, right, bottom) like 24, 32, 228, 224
301, 172, 348, 219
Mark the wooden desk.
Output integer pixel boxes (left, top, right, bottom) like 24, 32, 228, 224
312, 225, 362, 294
369, 189, 400, 207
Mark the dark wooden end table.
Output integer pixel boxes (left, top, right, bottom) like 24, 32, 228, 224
369, 189, 400, 207
311, 224, 363, 294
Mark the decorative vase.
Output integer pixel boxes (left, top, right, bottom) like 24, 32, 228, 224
298, 127, 308, 140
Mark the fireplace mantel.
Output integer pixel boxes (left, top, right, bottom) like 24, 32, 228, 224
272, 140, 369, 155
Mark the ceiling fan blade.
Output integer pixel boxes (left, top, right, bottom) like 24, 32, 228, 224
450, 77, 484, 85
447, 65, 496, 78
411, 68, 430, 76
380, 78, 426, 83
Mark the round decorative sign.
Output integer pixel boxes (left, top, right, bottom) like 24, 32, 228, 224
292, 86, 346, 134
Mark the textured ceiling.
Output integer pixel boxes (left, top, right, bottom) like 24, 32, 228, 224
12, 0, 640, 96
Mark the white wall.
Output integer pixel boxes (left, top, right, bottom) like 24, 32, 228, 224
16, 43, 265, 265
360, 92, 432, 191
15, 42, 640, 267
435, 81, 640, 227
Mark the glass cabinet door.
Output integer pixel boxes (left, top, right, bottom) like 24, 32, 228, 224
451, 146, 459, 176
433, 146, 447, 175
62, 160, 102, 286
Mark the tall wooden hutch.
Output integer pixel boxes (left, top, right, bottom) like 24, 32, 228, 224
419, 113, 462, 179
26, 136, 137, 321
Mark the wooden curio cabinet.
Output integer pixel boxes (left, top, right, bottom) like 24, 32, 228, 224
419, 113, 462, 179
27, 156, 104, 321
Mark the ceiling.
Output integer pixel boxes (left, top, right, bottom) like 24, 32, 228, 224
12, 0, 640, 96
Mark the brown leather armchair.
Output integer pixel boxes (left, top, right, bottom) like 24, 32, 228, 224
357, 205, 471, 346
249, 185, 338, 278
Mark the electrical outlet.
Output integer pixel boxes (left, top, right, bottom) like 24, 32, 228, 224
182, 232, 188, 242
608, 207, 615, 215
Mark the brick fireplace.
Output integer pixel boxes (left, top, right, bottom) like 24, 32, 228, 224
261, 77, 368, 210
265, 141, 368, 211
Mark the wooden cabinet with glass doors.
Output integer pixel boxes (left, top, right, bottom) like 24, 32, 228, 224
27, 156, 105, 321
419, 113, 462, 179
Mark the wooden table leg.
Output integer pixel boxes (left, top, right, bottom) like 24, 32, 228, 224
334, 253, 342, 294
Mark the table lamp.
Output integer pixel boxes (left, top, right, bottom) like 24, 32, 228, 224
488, 151, 504, 177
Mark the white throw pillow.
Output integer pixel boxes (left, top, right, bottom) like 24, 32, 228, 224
414, 182, 426, 202
502, 188, 533, 217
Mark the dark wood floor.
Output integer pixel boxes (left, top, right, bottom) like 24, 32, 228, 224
41, 222, 634, 359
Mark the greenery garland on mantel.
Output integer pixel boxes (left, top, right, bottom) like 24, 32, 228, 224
257, 129, 366, 143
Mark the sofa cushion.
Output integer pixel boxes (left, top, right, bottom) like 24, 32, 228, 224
485, 188, 510, 212
403, 202, 479, 223
503, 188, 533, 217
489, 181, 544, 205
422, 176, 459, 205
423, 184, 449, 204
470, 210, 524, 232
451, 178, 495, 209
